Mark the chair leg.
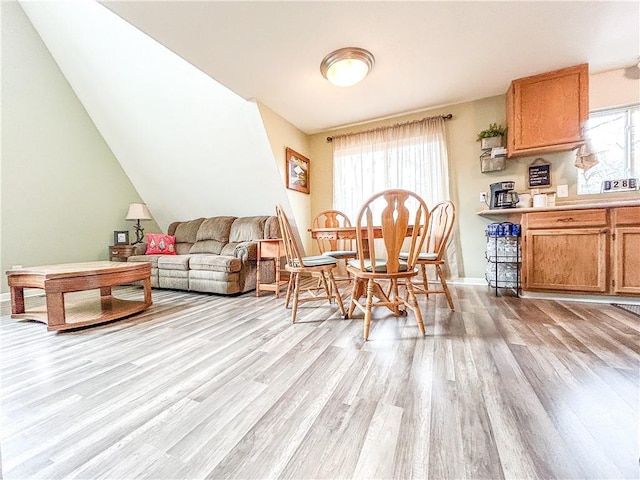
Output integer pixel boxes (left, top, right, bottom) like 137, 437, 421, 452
319, 271, 332, 301
327, 270, 346, 317
437, 265, 455, 310
285, 272, 295, 308
421, 264, 429, 297
348, 278, 362, 318
391, 279, 401, 313
405, 281, 426, 336
291, 273, 301, 323
364, 278, 375, 340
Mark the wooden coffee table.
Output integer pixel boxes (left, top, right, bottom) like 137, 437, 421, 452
6, 261, 152, 331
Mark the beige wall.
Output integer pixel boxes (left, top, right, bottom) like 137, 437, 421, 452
307, 68, 640, 279
258, 102, 313, 253
308, 98, 515, 279
1, 1, 158, 293
590, 67, 640, 110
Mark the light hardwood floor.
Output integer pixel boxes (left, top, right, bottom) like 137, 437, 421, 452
1, 284, 638, 479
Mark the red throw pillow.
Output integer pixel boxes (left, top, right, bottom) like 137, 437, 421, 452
145, 234, 176, 255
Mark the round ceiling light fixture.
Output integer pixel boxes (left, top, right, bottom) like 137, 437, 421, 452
320, 47, 375, 87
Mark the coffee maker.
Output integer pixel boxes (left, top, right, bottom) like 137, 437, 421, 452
490, 181, 519, 209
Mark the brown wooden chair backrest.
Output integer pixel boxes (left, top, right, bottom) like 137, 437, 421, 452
423, 201, 456, 262
275, 204, 305, 268
311, 209, 354, 253
353, 189, 430, 273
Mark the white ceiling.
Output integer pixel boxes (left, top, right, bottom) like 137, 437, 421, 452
102, 1, 639, 134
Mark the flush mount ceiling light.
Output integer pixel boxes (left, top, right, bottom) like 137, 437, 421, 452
320, 47, 375, 87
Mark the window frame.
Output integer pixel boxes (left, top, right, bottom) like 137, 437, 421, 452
577, 103, 639, 195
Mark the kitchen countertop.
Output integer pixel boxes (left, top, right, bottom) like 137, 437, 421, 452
477, 198, 640, 217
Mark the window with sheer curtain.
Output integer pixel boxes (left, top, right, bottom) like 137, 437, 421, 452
332, 116, 457, 277
332, 116, 450, 219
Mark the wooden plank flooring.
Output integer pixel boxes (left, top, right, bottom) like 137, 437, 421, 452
1, 284, 638, 479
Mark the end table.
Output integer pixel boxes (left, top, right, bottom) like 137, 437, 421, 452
256, 238, 287, 297
109, 244, 135, 261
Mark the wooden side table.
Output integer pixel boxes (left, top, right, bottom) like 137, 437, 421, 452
109, 244, 135, 261
256, 238, 287, 297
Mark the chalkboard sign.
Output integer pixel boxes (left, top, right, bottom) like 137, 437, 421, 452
528, 162, 551, 187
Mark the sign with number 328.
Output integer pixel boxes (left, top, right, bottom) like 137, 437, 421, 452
602, 178, 638, 192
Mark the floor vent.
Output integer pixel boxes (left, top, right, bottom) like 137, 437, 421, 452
614, 304, 640, 317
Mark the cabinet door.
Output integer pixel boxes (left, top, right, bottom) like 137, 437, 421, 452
523, 228, 608, 292
508, 64, 588, 157
613, 227, 640, 294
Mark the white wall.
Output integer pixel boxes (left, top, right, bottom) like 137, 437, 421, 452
20, 0, 290, 231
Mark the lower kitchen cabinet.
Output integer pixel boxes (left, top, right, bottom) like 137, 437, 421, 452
522, 206, 639, 296
612, 207, 640, 294
523, 227, 608, 292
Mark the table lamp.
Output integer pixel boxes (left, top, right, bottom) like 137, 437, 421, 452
126, 203, 152, 245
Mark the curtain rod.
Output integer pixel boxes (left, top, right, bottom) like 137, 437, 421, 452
326, 113, 453, 142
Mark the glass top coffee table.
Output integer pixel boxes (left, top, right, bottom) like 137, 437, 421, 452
6, 261, 152, 331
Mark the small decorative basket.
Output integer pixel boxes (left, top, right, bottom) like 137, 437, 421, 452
480, 136, 503, 149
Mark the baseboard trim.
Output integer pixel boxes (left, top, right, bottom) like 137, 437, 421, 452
449, 277, 488, 286
520, 290, 640, 305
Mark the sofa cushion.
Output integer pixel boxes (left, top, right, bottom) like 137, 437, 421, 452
189, 255, 242, 273
128, 254, 162, 267
159, 269, 189, 290
229, 216, 269, 243
145, 234, 176, 255
190, 216, 237, 255
189, 270, 241, 295
172, 218, 205, 255
157, 255, 192, 271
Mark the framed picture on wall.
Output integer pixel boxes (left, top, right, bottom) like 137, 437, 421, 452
285, 147, 310, 194
114, 230, 130, 245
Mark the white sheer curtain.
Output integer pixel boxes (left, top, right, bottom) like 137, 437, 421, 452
332, 116, 458, 277
333, 117, 449, 216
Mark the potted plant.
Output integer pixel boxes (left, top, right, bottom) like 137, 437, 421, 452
477, 123, 507, 149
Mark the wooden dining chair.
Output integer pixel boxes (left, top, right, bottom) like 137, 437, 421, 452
401, 200, 456, 310
346, 189, 430, 340
311, 210, 358, 260
311, 210, 357, 288
275, 204, 346, 323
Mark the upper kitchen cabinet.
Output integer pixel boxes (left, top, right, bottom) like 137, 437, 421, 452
506, 63, 588, 158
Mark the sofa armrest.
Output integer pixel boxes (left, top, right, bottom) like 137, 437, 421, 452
233, 241, 258, 262
264, 216, 281, 239
132, 243, 147, 255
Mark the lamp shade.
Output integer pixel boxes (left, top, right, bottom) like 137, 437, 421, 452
126, 203, 152, 221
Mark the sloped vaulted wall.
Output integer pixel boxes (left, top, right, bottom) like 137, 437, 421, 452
19, 0, 290, 231
1, 1, 160, 293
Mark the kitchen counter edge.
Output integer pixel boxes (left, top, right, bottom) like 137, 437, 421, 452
477, 198, 640, 217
